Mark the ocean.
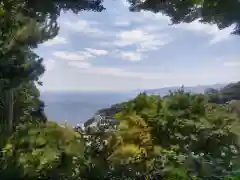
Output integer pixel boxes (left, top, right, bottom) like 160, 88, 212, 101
41, 84, 225, 125
41, 91, 135, 125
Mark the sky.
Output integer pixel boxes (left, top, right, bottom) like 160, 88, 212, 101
36, 0, 240, 92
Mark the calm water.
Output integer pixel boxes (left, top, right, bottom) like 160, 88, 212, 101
41, 84, 224, 125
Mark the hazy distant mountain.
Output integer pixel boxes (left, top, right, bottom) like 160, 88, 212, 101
145, 84, 225, 96
41, 84, 226, 125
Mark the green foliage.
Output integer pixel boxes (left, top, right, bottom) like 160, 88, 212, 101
163, 167, 188, 179
128, 0, 240, 34
207, 81, 240, 104
0, 0, 105, 134
0, 3, 47, 87
86, 89, 240, 179
0, 121, 86, 179
2, 89, 240, 179
13, 82, 47, 123
229, 100, 240, 116
1, 0, 240, 178
0, 81, 46, 135
225, 176, 240, 180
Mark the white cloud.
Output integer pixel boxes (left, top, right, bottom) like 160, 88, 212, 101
114, 29, 171, 52
121, 0, 130, 7
120, 51, 143, 61
68, 61, 92, 69
119, 1, 170, 22
115, 21, 130, 27
43, 36, 68, 46
71, 63, 239, 84
63, 19, 103, 36
210, 27, 234, 44
97, 42, 113, 48
223, 61, 240, 67
43, 59, 56, 71
138, 39, 168, 52
53, 51, 94, 61
115, 30, 144, 46
85, 48, 108, 55
52, 49, 107, 63
141, 11, 171, 23
40, 61, 240, 91
114, 11, 171, 30
80, 66, 170, 79
39, 5, 240, 92
175, 19, 235, 44
115, 11, 232, 45
41, 51, 240, 91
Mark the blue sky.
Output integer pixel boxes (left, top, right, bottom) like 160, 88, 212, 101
36, 0, 240, 92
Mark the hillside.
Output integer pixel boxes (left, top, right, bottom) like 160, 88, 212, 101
80, 88, 240, 179
145, 84, 225, 95
207, 81, 240, 103
42, 84, 228, 125
85, 82, 240, 127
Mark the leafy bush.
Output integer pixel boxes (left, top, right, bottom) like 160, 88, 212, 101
0, 122, 86, 180
1, 90, 240, 179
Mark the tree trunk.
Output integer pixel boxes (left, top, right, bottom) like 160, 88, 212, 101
8, 89, 13, 133
0, 89, 13, 147
4, 89, 14, 134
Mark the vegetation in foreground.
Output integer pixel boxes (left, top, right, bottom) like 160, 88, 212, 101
1, 84, 240, 179
1, 0, 240, 179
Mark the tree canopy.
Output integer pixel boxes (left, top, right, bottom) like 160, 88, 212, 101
0, 0, 104, 87
128, 0, 240, 34
82, 87, 240, 179
1, 0, 240, 179
1, 122, 86, 180
206, 81, 240, 103
0, 0, 105, 133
